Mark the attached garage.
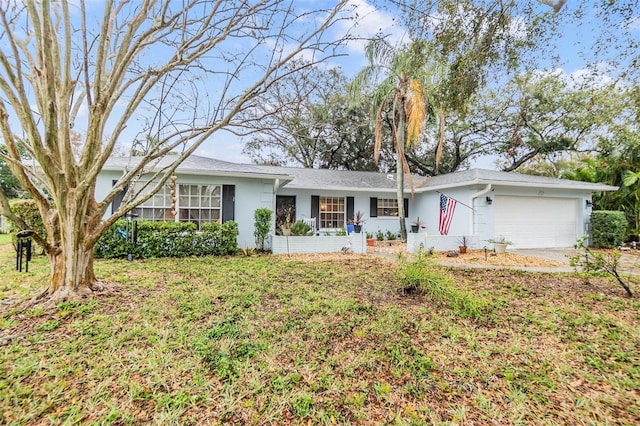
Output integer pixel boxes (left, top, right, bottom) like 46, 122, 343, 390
494, 196, 578, 248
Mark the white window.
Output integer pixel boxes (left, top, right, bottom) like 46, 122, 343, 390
319, 196, 345, 229
377, 198, 399, 216
131, 183, 221, 228
178, 184, 221, 228
131, 184, 173, 221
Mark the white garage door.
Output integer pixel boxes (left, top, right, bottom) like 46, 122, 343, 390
494, 196, 578, 248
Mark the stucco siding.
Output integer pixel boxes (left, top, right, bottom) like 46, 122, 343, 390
96, 171, 275, 249
276, 187, 410, 236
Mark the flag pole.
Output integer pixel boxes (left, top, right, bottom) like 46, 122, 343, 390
436, 191, 475, 211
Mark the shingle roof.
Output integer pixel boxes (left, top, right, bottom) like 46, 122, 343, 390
103, 155, 618, 193
257, 165, 618, 193
103, 155, 292, 181
415, 168, 618, 192
254, 165, 401, 192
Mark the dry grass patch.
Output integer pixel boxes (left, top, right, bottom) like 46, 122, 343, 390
438, 249, 564, 267
1, 246, 639, 425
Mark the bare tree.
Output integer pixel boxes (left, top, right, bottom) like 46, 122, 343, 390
0, 0, 348, 303
241, 60, 382, 171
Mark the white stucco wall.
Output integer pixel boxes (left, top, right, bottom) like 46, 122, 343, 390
407, 184, 594, 251
96, 171, 276, 249
96, 167, 599, 252
275, 187, 414, 237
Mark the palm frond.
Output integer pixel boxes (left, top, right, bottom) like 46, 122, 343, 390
405, 79, 426, 149
623, 170, 640, 187
349, 65, 377, 101
365, 37, 396, 69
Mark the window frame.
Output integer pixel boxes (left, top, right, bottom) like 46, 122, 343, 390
130, 182, 223, 228
319, 196, 345, 229
177, 184, 222, 228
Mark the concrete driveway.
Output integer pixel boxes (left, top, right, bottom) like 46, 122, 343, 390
509, 248, 576, 264
510, 247, 640, 276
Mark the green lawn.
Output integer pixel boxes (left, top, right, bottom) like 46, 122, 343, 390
0, 233, 11, 246
1, 246, 639, 424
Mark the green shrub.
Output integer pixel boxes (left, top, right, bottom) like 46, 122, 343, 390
570, 236, 633, 297
290, 220, 312, 236
398, 250, 488, 318
95, 220, 238, 259
8, 199, 47, 250
253, 208, 272, 251
590, 210, 626, 248
200, 221, 238, 256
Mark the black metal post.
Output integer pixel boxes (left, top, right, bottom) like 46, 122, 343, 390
15, 230, 35, 273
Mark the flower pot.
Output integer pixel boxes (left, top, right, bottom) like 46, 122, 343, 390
354, 224, 362, 233
459, 245, 467, 254
367, 238, 375, 247
282, 228, 291, 236
411, 225, 419, 233
493, 243, 507, 253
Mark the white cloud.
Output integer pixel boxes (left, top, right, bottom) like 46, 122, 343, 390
337, 0, 407, 55
532, 65, 617, 90
625, 14, 640, 31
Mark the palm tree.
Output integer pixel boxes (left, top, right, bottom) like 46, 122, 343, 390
351, 38, 436, 240
623, 170, 640, 231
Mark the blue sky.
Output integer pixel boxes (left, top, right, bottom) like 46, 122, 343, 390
193, 0, 639, 167
5, 1, 634, 170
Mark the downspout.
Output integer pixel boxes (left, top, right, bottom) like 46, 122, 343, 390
470, 184, 493, 235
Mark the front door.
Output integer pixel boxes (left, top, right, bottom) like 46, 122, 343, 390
276, 195, 296, 232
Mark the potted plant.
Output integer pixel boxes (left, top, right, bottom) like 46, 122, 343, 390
458, 236, 469, 254
489, 235, 513, 253
366, 232, 375, 247
411, 217, 425, 233
281, 212, 292, 236
351, 210, 366, 233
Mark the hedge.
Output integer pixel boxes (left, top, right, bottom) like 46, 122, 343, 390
95, 220, 238, 259
8, 199, 47, 250
590, 210, 626, 248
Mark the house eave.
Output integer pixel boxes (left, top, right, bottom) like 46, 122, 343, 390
415, 178, 618, 193
101, 164, 293, 183
280, 184, 399, 193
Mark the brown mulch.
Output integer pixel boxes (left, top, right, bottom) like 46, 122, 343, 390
277, 241, 565, 268
436, 249, 564, 267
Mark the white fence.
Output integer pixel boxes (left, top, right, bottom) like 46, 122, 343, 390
272, 232, 367, 255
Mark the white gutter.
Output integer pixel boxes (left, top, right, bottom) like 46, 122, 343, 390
470, 184, 493, 235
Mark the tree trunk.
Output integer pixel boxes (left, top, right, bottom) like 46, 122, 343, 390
397, 153, 407, 241
395, 97, 407, 241
46, 245, 97, 302
43, 211, 98, 303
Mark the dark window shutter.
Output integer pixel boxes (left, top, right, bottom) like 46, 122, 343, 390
370, 197, 378, 217
346, 197, 354, 222
311, 195, 320, 229
404, 198, 409, 218
111, 180, 127, 214
222, 185, 235, 222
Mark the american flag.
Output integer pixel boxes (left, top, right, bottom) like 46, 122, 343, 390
438, 193, 457, 235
